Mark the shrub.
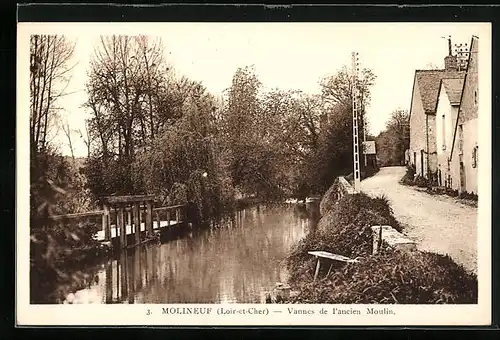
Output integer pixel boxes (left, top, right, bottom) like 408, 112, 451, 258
458, 191, 479, 201
287, 192, 401, 283
286, 249, 477, 304
30, 217, 104, 303
400, 165, 416, 186
414, 175, 429, 188
445, 188, 459, 197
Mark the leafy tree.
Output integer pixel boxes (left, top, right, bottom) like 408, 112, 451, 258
376, 109, 410, 166
305, 66, 377, 193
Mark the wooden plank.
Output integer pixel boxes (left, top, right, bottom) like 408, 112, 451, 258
103, 195, 156, 204
308, 251, 358, 263
153, 204, 186, 212
133, 203, 141, 245
49, 210, 104, 221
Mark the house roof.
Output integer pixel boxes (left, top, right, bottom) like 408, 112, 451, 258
414, 69, 466, 114
441, 77, 465, 106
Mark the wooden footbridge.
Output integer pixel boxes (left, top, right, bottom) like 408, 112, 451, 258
48, 195, 188, 249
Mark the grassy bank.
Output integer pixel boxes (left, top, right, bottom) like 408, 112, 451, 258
285, 189, 477, 304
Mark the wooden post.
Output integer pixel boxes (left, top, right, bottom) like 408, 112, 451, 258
118, 205, 126, 248
167, 209, 171, 227
146, 200, 153, 235
313, 257, 321, 282
103, 203, 110, 241
176, 207, 180, 225
155, 210, 160, 230
133, 202, 140, 246
326, 263, 333, 278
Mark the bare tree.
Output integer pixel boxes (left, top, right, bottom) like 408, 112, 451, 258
61, 117, 75, 160
76, 120, 93, 158
85, 35, 170, 160
30, 35, 76, 161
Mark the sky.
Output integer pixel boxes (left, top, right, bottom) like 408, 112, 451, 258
20, 22, 488, 157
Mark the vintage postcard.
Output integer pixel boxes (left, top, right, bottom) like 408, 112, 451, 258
16, 22, 492, 326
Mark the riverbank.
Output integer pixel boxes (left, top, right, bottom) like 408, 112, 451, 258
30, 237, 113, 304
282, 179, 478, 304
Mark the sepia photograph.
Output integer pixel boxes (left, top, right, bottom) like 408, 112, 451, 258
16, 21, 491, 326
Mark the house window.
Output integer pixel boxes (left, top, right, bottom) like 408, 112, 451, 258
441, 114, 446, 150
458, 125, 464, 155
472, 145, 479, 168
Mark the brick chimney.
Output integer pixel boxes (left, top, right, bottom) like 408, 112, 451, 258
444, 55, 458, 70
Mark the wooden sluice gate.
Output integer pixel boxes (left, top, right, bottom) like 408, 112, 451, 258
48, 194, 188, 250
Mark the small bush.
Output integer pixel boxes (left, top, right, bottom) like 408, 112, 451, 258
286, 249, 477, 304
400, 166, 416, 186
414, 175, 429, 188
445, 188, 459, 197
458, 191, 479, 201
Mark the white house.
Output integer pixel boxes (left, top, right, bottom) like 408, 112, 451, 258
435, 77, 464, 187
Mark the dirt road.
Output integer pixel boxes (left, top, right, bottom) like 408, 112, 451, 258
361, 166, 477, 274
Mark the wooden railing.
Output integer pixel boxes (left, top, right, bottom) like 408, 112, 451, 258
47, 196, 187, 249
49, 210, 105, 221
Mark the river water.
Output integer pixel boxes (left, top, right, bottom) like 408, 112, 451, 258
62, 203, 319, 304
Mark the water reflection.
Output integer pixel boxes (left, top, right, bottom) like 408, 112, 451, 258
64, 203, 318, 304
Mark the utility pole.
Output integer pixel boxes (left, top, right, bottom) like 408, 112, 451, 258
454, 42, 470, 71
363, 107, 367, 168
351, 52, 361, 193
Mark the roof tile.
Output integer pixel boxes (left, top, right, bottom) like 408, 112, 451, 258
415, 69, 466, 114
441, 78, 465, 105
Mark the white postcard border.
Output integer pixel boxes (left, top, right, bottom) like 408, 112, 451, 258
16, 22, 492, 326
